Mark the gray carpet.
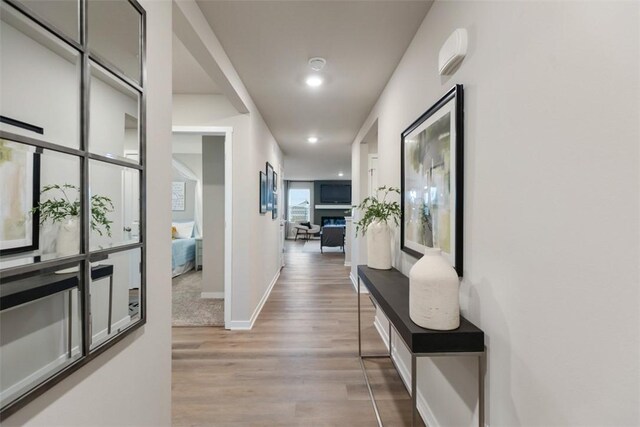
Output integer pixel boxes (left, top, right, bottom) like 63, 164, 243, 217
172, 270, 224, 327
302, 240, 344, 253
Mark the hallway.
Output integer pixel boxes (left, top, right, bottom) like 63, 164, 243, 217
172, 241, 423, 426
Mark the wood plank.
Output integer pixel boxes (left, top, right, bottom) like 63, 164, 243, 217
172, 240, 421, 426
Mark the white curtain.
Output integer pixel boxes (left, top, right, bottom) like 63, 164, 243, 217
172, 159, 203, 237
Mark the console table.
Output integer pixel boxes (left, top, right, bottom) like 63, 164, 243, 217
1, 264, 115, 355
357, 265, 485, 427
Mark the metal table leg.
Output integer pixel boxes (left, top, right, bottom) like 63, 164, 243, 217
357, 276, 361, 357
67, 289, 73, 358
411, 355, 418, 427
107, 276, 113, 335
479, 351, 485, 427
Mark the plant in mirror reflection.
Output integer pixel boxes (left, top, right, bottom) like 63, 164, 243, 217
353, 186, 401, 237
32, 184, 114, 237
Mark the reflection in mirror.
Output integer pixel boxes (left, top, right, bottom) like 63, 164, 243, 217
88, 0, 141, 83
89, 63, 140, 164
0, 2, 80, 149
89, 248, 141, 349
15, 0, 79, 41
0, 139, 81, 270
0, 262, 83, 410
89, 160, 139, 251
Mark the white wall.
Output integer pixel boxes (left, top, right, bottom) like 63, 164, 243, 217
3, 0, 173, 424
172, 143, 203, 224
352, 1, 640, 426
350, 141, 371, 290
0, 13, 79, 148
202, 135, 224, 296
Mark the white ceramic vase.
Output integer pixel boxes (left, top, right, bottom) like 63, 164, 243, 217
55, 217, 80, 273
366, 220, 392, 270
409, 247, 460, 330
57, 217, 79, 256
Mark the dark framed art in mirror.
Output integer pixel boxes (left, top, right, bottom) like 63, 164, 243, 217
0, 0, 147, 419
400, 84, 464, 276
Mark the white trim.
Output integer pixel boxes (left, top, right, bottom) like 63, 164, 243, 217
314, 204, 351, 210
227, 268, 280, 330
0, 346, 82, 403
351, 271, 369, 294
201, 292, 224, 299
171, 126, 233, 330
344, 261, 351, 267
373, 312, 440, 427
92, 316, 133, 344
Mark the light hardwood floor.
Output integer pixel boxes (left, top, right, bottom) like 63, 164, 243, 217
172, 240, 424, 426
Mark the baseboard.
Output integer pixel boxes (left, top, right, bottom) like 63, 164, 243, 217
0, 345, 81, 403
350, 271, 369, 294
228, 269, 280, 330
92, 316, 132, 343
201, 291, 224, 299
373, 313, 440, 427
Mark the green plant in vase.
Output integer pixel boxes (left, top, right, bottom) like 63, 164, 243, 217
32, 184, 114, 257
353, 186, 401, 270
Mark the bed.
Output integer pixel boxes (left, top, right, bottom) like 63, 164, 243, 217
172, 237, 196, 278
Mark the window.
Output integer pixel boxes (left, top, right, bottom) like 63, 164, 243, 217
288, 188, 310, 222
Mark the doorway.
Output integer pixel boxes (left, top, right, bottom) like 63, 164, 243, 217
170, 126, 233, 328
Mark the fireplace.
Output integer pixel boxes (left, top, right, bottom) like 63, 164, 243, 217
321, 216, 346, 227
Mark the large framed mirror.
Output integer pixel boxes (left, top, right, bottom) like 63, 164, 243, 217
0, 0, 146, 419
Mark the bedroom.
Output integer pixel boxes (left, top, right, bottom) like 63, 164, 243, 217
171, 132, 225, 327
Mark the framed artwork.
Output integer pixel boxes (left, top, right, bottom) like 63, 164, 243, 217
259, 171, 267, 214
401, 84, 464, 275
266, 162, 274, 211
0, 138, 41, 255
272, 171, 278, 192
272, 192, 278, 219
171, 181, 185, 211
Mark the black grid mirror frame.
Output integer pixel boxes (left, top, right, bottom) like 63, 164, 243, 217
0, 0, 146, 419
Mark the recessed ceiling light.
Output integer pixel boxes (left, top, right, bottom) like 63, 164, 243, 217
305, 75, 323, 87
338, 172, 344, 177
307, 136, 318, 143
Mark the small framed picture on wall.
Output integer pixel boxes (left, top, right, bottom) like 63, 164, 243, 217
272, 192, 278, 219
266, 162, 274, 211
259, 171, 267, 214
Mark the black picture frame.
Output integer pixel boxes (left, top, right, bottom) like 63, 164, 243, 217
259, 171, 267, 214
0, 115, 44, 135
272, 192, 278, 219
266, 162, 274, 211
272, 170, 278, 192
400, 84, 464, 276
0, 137, 41, 257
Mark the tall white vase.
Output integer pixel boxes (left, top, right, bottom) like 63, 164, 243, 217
366, 220, 391, 270
409, 248, 460, 330
55, 217, 80, 274
57, 217, 79, 256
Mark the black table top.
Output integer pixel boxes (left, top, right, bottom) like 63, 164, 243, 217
1, 264, 114, 311
358, 265, 484, 354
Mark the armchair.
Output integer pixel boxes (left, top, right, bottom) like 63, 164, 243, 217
292, 221, 321, 240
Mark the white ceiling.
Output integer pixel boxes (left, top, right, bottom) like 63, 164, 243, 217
195, 0, 432, 180
173, 34, 221, 95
